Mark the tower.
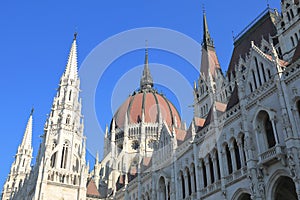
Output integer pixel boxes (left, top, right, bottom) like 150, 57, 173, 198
11, 34, 88, 200
2, 109, 33, 200
275, 0, 300, 61
193, 11, 225, 119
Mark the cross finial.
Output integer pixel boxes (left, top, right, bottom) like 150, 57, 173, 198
30, 107, 34, 115
74, 32, 77, 40
202, 4, 206, 14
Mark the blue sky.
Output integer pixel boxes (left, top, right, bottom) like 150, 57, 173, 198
0, 0, 280, 188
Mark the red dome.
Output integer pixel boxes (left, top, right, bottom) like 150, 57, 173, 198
112, 90, 181, 130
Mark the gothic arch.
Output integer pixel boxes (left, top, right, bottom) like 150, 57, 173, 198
231, 188, 251, 200
266, 169, 293, 200
253, 109, 277, 152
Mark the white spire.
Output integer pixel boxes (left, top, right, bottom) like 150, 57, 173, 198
21, 108, 33, 150
64, 33, 78, 80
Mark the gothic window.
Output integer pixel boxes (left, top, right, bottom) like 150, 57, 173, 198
290, 9, 294, 18
66, 115, 71, 124
51, 110, 54, 117
291, 36, 295, 47
186, 168, 192, 196
295, 33, 299, 42
215, 150, 221, 180
61, 141, 69, 169
287, 12, 291, 21
202, 159, 207, 187
22, 159, 25, 167
260, 63, 267, 82
180, 171, 186, 198
225, 144, 233, 174
69, 90, 72, 101
254, 57, 262, 86
241, 134, 247, 165
297, 101, 300, 117
50, 152, 57, 168
233, 139, 241, 170
249, 82, 253, 93
191, 163, 197, 192
257, 111, 276, 150
252, 70, 258, 89
209, 155, 215, 183
264, 114, 276, 148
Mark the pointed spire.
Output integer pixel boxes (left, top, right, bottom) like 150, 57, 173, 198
64, 33, 78, 80
21, 108, 33, 149
95, 151, 99, 164
140, 42, 153, 90
202, 10, 214, 49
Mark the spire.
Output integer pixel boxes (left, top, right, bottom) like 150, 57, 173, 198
21, 108, 33, 149
140, 44, 153, 90
64, 33, 78, 80
200, 10, 220, 80
202, 11, 214, 49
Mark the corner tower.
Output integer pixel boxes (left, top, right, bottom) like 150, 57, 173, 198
12, 34, 88, 200
2, 110, 33, 200
194, 11, 225, 119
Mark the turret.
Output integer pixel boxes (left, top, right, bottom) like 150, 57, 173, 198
2, 109, 34, 199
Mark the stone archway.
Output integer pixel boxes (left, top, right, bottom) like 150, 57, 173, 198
273, 176, 297, 200
237, 193, 251, 200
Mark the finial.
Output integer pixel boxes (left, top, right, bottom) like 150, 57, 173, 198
74, 32, 77, 40
202, 4, 206, 14
145, 40, 148, 58
30, 107, 34, 115
232, 31, 235, 42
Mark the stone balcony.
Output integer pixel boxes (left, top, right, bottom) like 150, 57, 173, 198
259, 145, 285, 165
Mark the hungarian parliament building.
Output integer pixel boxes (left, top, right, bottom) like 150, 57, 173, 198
2, 0, 300, 199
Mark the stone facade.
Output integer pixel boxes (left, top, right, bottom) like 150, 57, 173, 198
2, 1, 300, 200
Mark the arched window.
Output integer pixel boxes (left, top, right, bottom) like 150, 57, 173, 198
233, 139, 241, 170
252, 70, 258, 89
287, 12, 291, 21
249, 82, 253, 93
202, 159, 207, 187
225, 144, 233, 174
215, 150, 221, 180
254, 57, 262, 86
186, 168, 192, 196
50, 152, 57, 168
295, 33, 299, 42
191, 163, 197, 192
297, 101, 300, 117
208, 155, 215, 183
180, 171, 186, 198
291, 36, 295, 47
264, 114, 276, 148
69, 90, 72, 101
260, 63, 267, 82
290, 9, 294, 18
66, 115, 71, 124
61, 141, 69, 169
22, 159, 25, 167
241, 135, 247, 165
257, 111, 276, 150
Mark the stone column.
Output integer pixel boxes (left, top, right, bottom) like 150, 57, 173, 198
229, 144, 237, 172
212, 152, 219, 181
237, 140, 246, 167
197, 160, 203, 190
184, 171, 189, 197
178, 174, 183, 199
